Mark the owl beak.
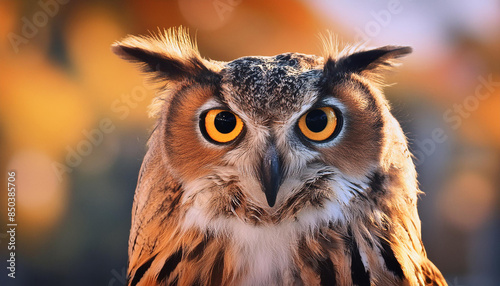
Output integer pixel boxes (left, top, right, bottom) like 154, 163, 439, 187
260, 144, 282, 207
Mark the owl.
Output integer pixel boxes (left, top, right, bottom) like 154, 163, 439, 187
112, 28, 446, 286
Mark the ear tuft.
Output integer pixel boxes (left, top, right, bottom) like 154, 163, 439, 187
111, 27, 208, 81
323, 45, 412, 84
318, 30, 340, 59
341, 46, 412, 73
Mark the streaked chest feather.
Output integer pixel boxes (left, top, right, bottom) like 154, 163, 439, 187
113, 29, 447, 285
177, 178, 371, 285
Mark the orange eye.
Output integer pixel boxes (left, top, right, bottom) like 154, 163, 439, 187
298, 107, 337, 142
203, 109, 244, 143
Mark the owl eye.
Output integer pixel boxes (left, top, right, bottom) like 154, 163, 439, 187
202, 109, 244, 143
298, 107, 338, 142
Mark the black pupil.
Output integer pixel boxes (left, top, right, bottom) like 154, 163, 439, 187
306, 109, 328, 132
214, 111, 236, 134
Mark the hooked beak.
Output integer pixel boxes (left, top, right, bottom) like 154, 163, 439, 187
259, 143, 283, 207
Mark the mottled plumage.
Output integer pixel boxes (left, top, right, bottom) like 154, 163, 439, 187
112, 27, 446, 286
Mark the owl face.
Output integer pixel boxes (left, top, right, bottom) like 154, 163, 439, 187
112, 29, 412, 224
112, 31, 449, 286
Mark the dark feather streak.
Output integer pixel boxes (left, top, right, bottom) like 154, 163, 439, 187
187, 236, 210, 261
369, 171, 385, 193
379, 238, 405, 279
209, 249, 225, 286
347, 229, 370, 286
130, 254, 157, 286
157, 247, 183, 283
318, 257, 337, 286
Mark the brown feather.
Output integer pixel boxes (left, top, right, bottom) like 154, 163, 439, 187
113, 28, 446, 286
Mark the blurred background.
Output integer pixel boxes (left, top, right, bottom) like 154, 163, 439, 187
0, 0, 499, 285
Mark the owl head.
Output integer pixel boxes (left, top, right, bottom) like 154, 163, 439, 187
112, 28, 413, 227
